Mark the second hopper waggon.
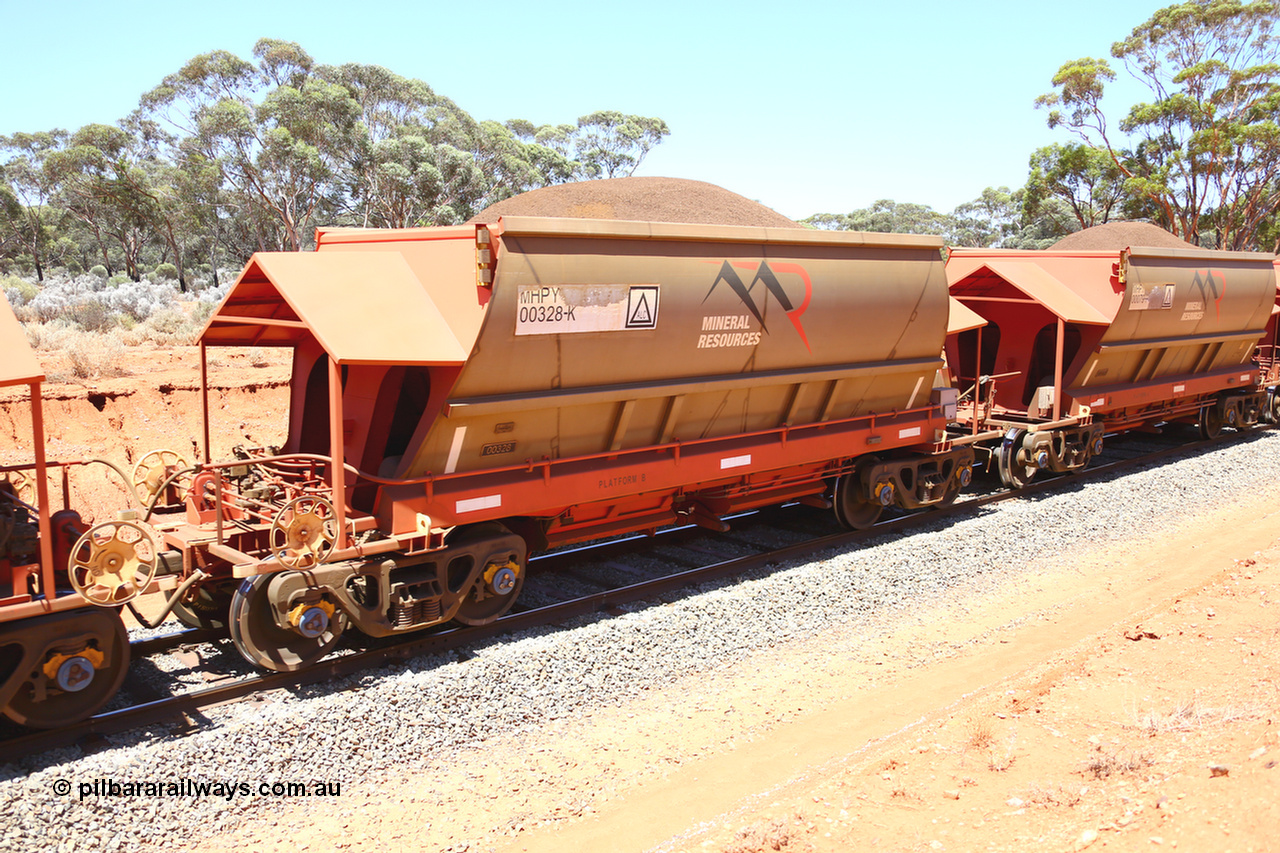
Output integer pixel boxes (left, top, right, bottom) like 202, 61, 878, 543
944, 245, 1277, 486
135, 217, 971, 672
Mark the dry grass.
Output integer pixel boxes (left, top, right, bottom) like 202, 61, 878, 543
722, 813, 807, 852
1027, 783, 1083, 808
963, 718, 995, 751
1132, 693, 1263, 735
987, 748, 1018, 773
961, 717, 1017, 771
65, 332, 126, 379
118, 306, 202, 347
1083, 749, 1153, 779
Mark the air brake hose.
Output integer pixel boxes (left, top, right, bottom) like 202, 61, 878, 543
141, 466, 200, 523
125, 568, 209, 630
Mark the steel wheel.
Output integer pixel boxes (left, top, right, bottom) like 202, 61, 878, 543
833, 469, 883, 530
448, 523, 525, 627
453, 560, 526, 626
166, 578, 237, 630
2, 610, 130, 728
1199, 404, 1223, 440
937, 477, 963, 508
229, 574, 346, 672
998, 430, 1037, 489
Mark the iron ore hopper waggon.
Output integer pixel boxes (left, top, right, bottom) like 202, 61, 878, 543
945, 246, 1279, 486
167, 217, 972, 673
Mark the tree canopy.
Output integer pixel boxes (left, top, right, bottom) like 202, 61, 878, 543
803, 188, 1075, 251
1036, 0, 1280, 250
0, 38, 672, 286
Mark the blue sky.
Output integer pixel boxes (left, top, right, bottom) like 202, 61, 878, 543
1, 0, 1164, 221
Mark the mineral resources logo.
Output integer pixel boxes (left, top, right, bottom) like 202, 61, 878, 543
1191, 269, 1226, 319
699, 260, 812, 351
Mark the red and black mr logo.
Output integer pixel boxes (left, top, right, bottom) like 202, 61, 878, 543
1192, 269, 1226, 318
703, 260, 813, 351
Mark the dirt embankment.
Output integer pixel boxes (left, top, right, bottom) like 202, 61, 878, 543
0, 346, 290, 524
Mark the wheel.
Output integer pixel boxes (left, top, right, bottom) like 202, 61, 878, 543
1199, 404, 1223, 440
998, 430, 1038, 489
833, 465, 883, 530
131, 448, 191, 506
2, 610, 130, 728
937, 477, 963, 508
1269, 393, 1280, 424
3, 470, 35, 508
229, 574, 346, 672
166, 578, 237, 630
447, 523, 526, 627
269, 496, 337, 570
67, 521, 158, 606
452, 559, 526, 626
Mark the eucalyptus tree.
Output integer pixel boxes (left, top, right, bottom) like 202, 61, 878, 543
803, 200, 955, 235
573, 111, 670, 178
950, 187, 1025, 247
1023, 143, 1129, 230
140, 38, 361, 252
317, 63, 486, 227
1037, 0, 1280, 249
0, 130, 69, 280
45, 123, 165, 281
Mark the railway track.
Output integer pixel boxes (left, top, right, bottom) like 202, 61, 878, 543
1, 426, 1260, 764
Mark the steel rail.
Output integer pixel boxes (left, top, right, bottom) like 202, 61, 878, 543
2, 426, 1266, 763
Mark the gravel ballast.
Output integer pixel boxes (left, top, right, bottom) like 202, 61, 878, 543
3, 430, 1280, 851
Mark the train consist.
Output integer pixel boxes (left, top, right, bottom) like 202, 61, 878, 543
2, 214, 1278, 728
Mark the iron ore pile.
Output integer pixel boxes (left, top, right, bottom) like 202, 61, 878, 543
2, 429, 1279, 851
1049, 220, 1198, 251
466, 176, 800, 226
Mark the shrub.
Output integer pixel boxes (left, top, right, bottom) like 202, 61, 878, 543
24, 319, 80, 352
1, 274, 39, 307
89, 265, 108, 279
121, 305, 199, 346
103, 279, 179, 321
153, 263, 179, 281
65, 298, 113, 332
66, 331, 125, 379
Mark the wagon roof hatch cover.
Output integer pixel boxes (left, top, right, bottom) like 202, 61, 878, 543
0, 291, 42, 387
951, 259, 1114, 326
201, 252, 468, 365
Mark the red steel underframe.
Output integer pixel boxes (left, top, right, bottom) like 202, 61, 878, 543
952, 363, 1259, 437
380, 402, 953, 546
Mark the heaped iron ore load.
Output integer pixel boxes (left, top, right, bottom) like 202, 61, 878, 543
946, 246, 1278, 485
